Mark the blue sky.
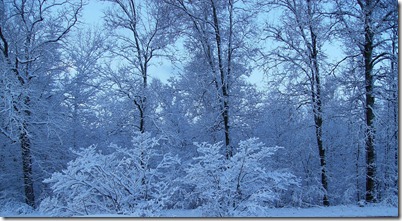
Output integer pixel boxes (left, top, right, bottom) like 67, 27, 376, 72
81, 1, 105, 26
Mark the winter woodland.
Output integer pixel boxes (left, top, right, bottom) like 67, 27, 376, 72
0, 0, 398, 217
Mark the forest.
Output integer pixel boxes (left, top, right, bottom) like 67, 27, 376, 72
0, 0, 398, 217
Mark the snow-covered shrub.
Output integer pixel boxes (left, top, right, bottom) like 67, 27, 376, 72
39, 132, 180, 216
182, 138, 300, 217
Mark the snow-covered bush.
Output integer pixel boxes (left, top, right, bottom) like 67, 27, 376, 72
182, 138, 300, 217
39, 132, 180, 216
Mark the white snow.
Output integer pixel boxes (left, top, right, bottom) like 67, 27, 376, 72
260, 205, 398, 217
158, 208, 204, 217
156, 205, 398, 217
2, 204, 397, 218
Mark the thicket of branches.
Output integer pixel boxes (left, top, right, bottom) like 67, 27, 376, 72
0, 0, 397, 216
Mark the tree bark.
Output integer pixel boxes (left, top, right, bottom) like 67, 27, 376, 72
20, 98, 35, 208
20, 126, 35, 208
210, 0, 232, 159
310, 62, 329, 206
359, 0, 376, 203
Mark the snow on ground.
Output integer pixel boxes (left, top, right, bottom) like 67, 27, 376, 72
260, 204, 398, 217
1, 204, 398, 218
158, 205, 398, 217
158, 208, 204, 217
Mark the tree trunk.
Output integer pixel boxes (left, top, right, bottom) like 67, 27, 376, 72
310, 78, 329, 206
135, 98, 145, 134
210, 0, 232, 159
365, 74, 376, 203
360, 0, 376, 203
390, 24, 398, 192
20, 96, 35, 208
306, 0, 329, 206
314, 113, 329, 206
20, 125, 35, 208
356, 142, 361, 202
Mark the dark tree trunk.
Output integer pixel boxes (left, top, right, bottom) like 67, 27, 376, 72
307, 0, 329, 206
310, 77, 329, 206
364, 59, 376, 203
135, 98, 145, 134
211, 0, 232, 159
21, 125, 35, 208
20, 96, 35, 208
356, 142, 361, 202
314, 113, 329, 206
223, 103, 231, 159
359, 0, 376, 203
390, 23, 398, 192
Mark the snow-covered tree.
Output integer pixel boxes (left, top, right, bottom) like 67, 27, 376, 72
0, 0, 83, 208
164, 0, 260, 159
102, 0, 176, 134
262, 0, 335, 206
